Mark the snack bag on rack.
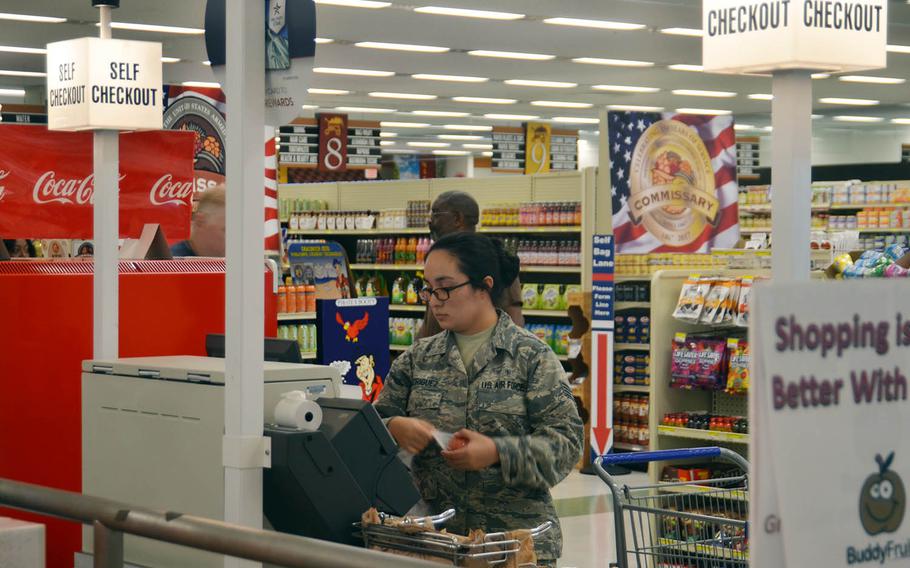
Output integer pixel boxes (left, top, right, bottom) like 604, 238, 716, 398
734, 278, 754, 328
694, 337, 729, 390
673, 277, 708, 323
726, 338, 750, 395
722, 279, 741, 326
670, 333, 698, 389
701, 279, 733, 325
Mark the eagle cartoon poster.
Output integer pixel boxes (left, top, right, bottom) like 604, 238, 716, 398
317, 296, 390, 403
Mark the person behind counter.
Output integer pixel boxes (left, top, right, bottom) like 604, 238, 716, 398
170, 185, 226, 257
418, 191, 524, 339
374, 232, 583, 565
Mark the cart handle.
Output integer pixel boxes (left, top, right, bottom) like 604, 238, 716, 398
601, 446, 721, 465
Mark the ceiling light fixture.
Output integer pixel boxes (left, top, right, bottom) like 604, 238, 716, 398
676, 107, 732, 115
463, 143, 494, 149
452, 96, 516, 104
314, 67, 395, 77
668, 64, 704, 72
379, 131, 397, 137
833, 115, 883, 122
355, 41, 450, 53
0, 69, 45, 77
891, 118, 910, 125
593, 84, 660, 93
439, 134, 485, 140
412, 73, 488, 83
108, 22, 204, 34
0, 88, 26, 97
552, 116, 599, 124
380, 140, 396, 146
0, 45, 46, 55
839, 75, 906, 85
444, 124, 494, 131
381, 121, 432, 128
573, 57, 653, 67
182, 81, 221, 88
811, 73, 831, 79
408, 141, 450, 148
531, 101, 593, 108
733, 124, 757, 130
335, 106, 397, 113
468, 50, 555, 61
300, 104, 318, 109
308, 88, 350, 95
504, 79, 577, 88
433, 150, 470, 155
314, 37, 334, 44
819, 97, 879, 106
413, 110, 471, 117
384, 149, 417, 154
314, 0, 391, 8
161, 57, 181, 63
748, 93, 774, 100
608, 104, 665, 112
482, 151, 494, 157
672, 89, 737, 98
484, 113, 540, 120
0, 12, 66, 23
887, 44, 910, 54
413, 6, 524, 20
202, 60, 212, 66
369, 92, 438, 100
543, 17, 645, 30
660, 27, 703, 37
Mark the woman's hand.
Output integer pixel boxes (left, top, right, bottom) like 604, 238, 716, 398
388, 417, 436, 454
441, 429, 500, 471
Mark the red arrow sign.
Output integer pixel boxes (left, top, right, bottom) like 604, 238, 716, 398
591, 331, 613, 455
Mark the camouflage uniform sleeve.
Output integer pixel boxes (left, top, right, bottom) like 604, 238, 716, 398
373, 347, 413, 420
492, 350, 584, 489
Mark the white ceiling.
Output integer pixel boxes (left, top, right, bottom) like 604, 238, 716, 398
5, 0, 910, 146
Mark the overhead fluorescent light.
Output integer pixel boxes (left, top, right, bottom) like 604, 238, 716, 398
668, 64, 704, 72
384, 149, 417, 154
543, 17, 644, 30
763, 126, 773, 131
0, 88, 26, 97
733, 124, 756, 130
505, 79, 577, 88
381, 121, 432, 128
408, 141, 450, 148
202, 60, 212, 66
109, 22, 204, 35
314, 37, 334, 44
414, 6, 524, 20
439, 134, 484, 140
314, 0, 391, 7
413, 110, 471, 117
0, 12, 66, 23
891, 118, 910, 125
308, 88, 350, 95
335, 106, 397, 113
608, 104, 665, 112
314, 67, 395, 77
444, 124, 494, 131
531, 101, 593, 108
887, 44, 910, 54
452, 96, 516, 105
672, 89, 737, 98
552, 116, 599, 124
482, 151, 493, 157
572, 57, 653, 67
463, 143, 494, 149
833, 115, 883, 123
379, 140, 396, 146
819, 97, 879, 106
660, 27, 703, 37
434, 150, 470, 155
300, 104, 319, 109
0, 45, 46, 55
379, 131, 398, 137
484, 113, 539, 120
468, 50, 555, 61
811, 114, 823, 119
593, 84, 660, 93
161, 57, 181, 63
676, 108, 732, 115
811, 73, 831, 79
412, 73, 488, 83
0, 69, 45, 77
839, 75, 906, 85
748, 93, 774, 100
182, 81, 220, 88
369, 92, 438, 100
355, 41, 450, 53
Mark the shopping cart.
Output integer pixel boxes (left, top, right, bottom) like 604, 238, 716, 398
355, 508, 552, 567
595, 447, 749, 568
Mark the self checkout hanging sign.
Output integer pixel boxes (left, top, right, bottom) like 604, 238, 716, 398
46, 37, 163, 131
702, 0, 887, 73
751, 280, 910, 567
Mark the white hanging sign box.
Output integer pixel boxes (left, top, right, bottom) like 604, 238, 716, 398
46, 37, 163, 131
702, 0, 887, 73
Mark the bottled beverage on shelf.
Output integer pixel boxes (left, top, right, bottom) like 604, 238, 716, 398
407, 237, 417, 264
295, 285, 306, 314
286, 283, 298, 313
277, 285, 288, 313
305, 284, 316, 312
392, 274, 407, 304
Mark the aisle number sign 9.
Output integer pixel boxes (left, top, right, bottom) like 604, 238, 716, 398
524, 122, 551, 175
46, 37, 163, 131
702, 0, 887, 73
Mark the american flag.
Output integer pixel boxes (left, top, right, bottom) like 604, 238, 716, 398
609, 112, 740, 253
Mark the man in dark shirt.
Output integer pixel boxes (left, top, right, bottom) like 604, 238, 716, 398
417, 191, 524, 339
171, 186, 226, 257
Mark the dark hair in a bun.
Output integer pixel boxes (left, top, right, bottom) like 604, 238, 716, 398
428, 233, 519, 303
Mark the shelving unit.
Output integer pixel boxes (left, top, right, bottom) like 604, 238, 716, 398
277, 312, 317, 322
614, 343, 649, 351
613, 442, 649, 452
615, 301, 650, 309
614, 384, 650, 394
657, 425, 750, 445
389, 304, 426, 312
478, 226, 582, 234
829, 202, 910, 210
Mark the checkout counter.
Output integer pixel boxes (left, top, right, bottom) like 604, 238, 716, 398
79, 356, 419, 568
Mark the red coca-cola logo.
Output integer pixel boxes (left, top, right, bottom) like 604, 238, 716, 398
32, 171, 95, 205
149, 174, 192, 206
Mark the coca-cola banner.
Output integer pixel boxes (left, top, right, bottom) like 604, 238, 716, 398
0, 124, 194, 239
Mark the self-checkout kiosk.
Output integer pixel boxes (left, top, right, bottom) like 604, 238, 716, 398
79, 355, 419, 567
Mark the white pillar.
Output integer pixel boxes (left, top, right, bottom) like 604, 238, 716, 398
93, 4, 118, 359
223, 1, 265, 567
771, 70, 812, 282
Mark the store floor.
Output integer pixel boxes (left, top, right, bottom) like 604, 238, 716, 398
552, 469, 649, 568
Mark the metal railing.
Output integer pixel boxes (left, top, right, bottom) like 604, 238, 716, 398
0, 478, 437, 568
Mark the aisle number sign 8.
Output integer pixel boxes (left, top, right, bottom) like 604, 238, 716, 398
46, 37, 163, 131
702, 0, 887, 73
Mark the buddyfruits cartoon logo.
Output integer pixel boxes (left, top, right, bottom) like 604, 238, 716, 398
860, 452, 906, 536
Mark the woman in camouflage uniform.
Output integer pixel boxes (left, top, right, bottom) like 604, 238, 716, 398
375, 233, 584, 565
